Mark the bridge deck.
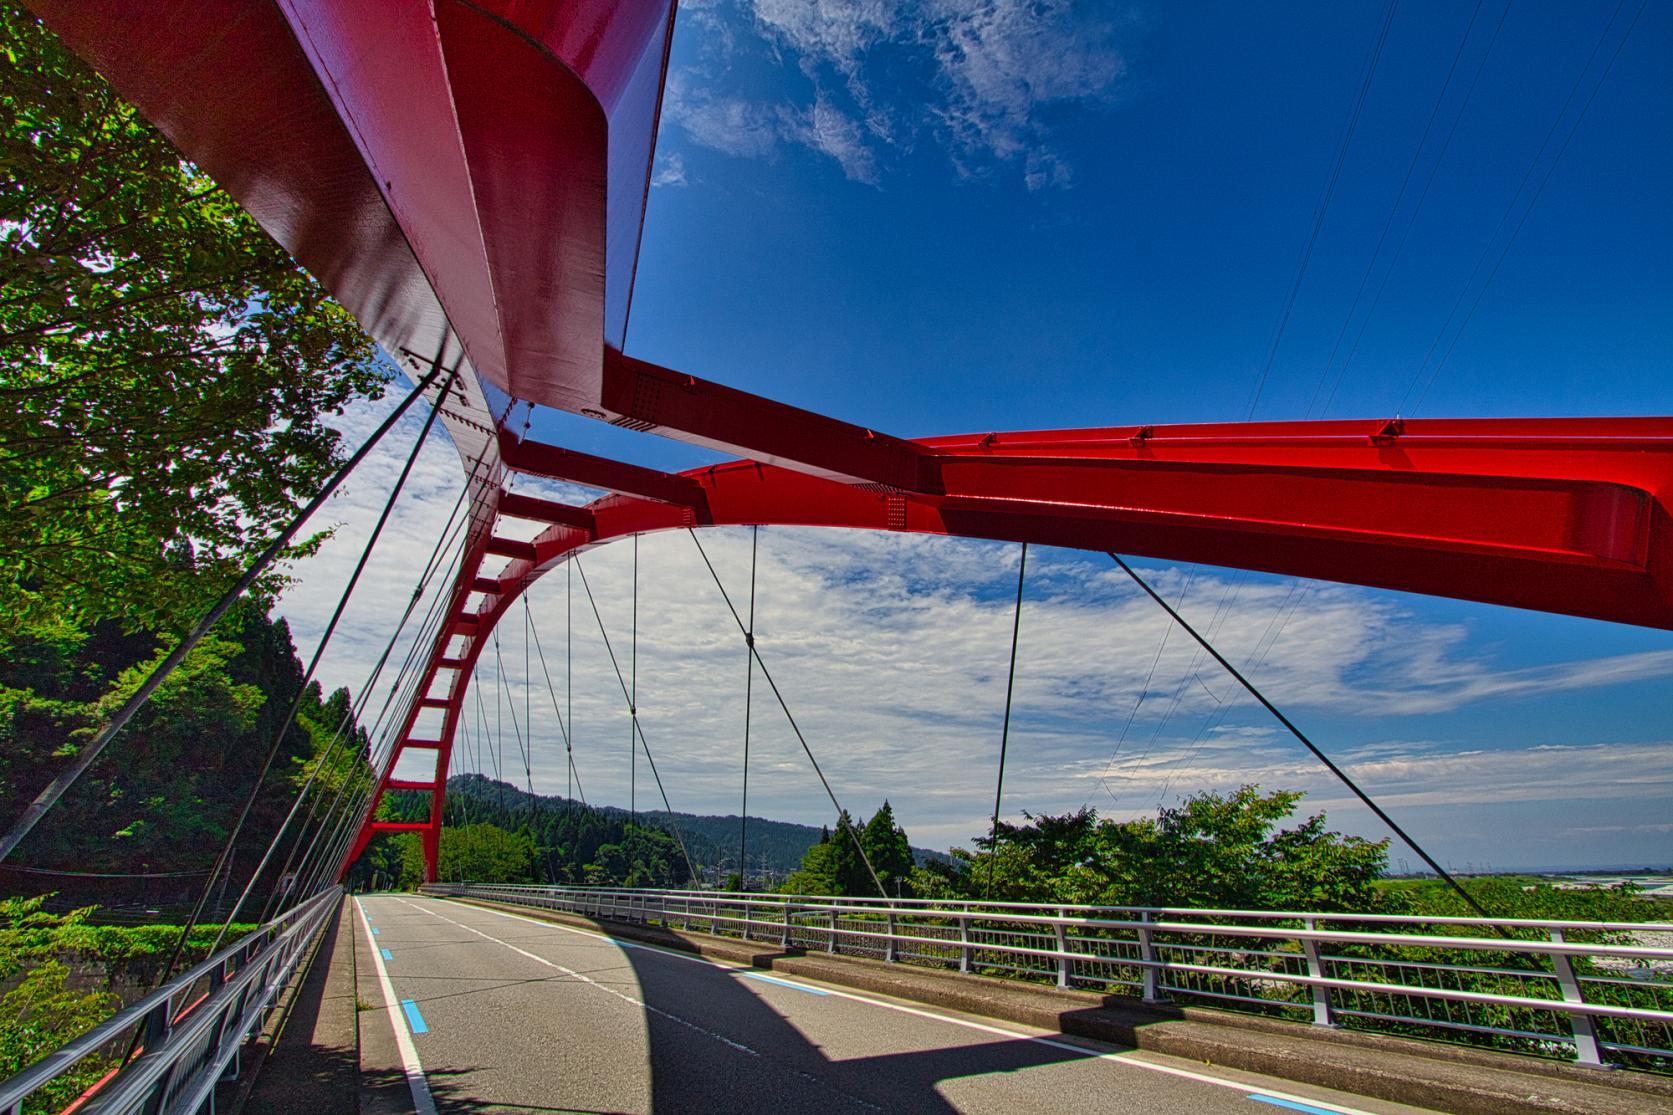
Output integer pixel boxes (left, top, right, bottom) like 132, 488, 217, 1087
350, 894, 1431, 1115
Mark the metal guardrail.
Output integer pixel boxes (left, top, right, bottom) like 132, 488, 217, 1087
0, 887, 342, 1115
428, 883, 1673, 1070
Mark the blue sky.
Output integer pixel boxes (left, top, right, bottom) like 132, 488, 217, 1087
281, 1, 1671, 871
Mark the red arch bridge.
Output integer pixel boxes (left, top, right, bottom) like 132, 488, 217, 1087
29, 0, 1673, 891
9, 2, 1673, 1111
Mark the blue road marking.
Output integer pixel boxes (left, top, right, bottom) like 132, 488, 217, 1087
744, 972, 829, 996
381, 948, 393, 961
400, 999, 429, 1034
371, 928, 379, 935
1248, 1096, 1339, 1115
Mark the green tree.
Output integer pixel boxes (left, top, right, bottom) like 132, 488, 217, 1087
782, 806, 914, 898
782, 840, 842, 896
860, 801, 914, 897
400, 823, 538, 888
941, 786, 1392, 912
0, 601, 372, 909
0, 1, 386, 636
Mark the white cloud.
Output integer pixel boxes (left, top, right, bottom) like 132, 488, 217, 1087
663, 72, 881, 185
272, 394, 1673, 870
651, 152, 688, 188
665, 0, 1128, 189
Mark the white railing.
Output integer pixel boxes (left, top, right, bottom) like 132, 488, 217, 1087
426, 883, 1673, 1070
0, 887, 342, 1115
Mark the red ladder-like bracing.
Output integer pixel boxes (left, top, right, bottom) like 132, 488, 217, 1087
33, 1, 1673, 881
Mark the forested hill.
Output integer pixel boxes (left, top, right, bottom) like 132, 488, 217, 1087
445, 775, 951, 875
0, 601, 371, 910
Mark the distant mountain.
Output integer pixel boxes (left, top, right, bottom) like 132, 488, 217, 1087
446, 774, 951, 877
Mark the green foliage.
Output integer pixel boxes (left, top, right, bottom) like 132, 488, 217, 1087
861, 801, 914, 897
398, 824, 538, 889
921, 786, 1392, 912
0, 962, 114, 1115
351, 776, 695, 890
783, 804, 919, 898
0, 1, 387, 635
1389, 875, 1665, 925
0, 601, 372, 909
0, 895, 260, 1112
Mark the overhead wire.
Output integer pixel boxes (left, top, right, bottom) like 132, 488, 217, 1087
1407, 0, 1647, 415
1243, 0, 1401, 420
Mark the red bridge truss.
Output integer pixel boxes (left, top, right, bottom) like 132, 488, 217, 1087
34, 1, 1673, 880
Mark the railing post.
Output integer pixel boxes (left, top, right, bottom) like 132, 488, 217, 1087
782, 903, 792, 948
959, 909, 971, 974
1301, 918, 1336, 1027
1138, 911, 1162, 1002
828, 909, 838, 954
1550, 928, 1605, 1066
885, 910, 898, 963
1055, 908, 1071, 989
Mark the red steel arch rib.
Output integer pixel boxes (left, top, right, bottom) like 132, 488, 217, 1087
29, 1, 1673, 881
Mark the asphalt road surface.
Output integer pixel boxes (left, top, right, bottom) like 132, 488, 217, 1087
353, 894, 1435, 1115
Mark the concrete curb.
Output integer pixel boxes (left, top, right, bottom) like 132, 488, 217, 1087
233, 897, 362, 1115
452, 896, 1673, 1115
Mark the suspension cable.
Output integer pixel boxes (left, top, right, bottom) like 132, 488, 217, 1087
491, 628, 535, 827
528, 600, 585, 806
572, 553, 699, 883
152, 365, 458, 986
567, 559, 574, 816
984, 542, 1028, 898
525, 594, 536, 831
0, 359, 448, 865
1107, 552, 1493, 919
1308, 0, 1507, 417
687, 529, 888, 898
738, 525, 758, 888
203, 363, 458, 946
630, 535, 639, 820
230, 379, 493, 919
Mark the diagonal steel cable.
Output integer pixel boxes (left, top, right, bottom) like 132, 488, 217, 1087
687, 529, 887, 898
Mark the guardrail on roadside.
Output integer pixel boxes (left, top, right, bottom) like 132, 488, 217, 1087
427, 882, 1673, 1071
0, 886, 342, 1115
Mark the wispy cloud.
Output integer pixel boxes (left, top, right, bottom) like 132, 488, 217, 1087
651, 152, 688, 188
664, 0, 1130, 189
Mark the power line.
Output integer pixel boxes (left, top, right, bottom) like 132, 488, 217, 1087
1403, 0, 1644, 415
1244, 0, 1400, 419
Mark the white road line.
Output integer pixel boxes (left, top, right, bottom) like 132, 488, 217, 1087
357, 898, 438, 1115
426, 896, 1389, 1115
397, 898, 763, 1057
